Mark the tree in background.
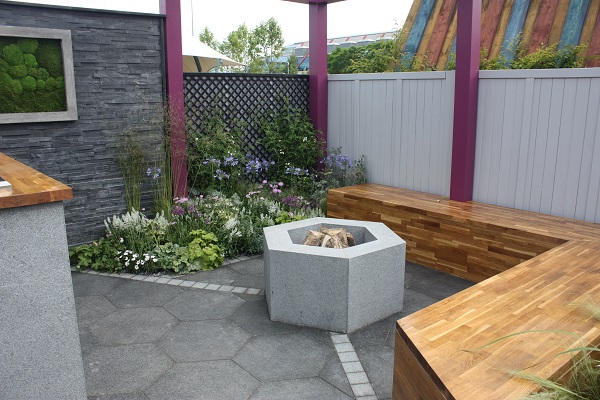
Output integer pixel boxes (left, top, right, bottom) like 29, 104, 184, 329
198, 27, 219, 51
198, 18, 287, 74
288, 54, 299, 75
328, 40, 396, 74
249, 18, 285, 73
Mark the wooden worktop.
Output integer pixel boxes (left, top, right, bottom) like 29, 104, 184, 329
0, 153, 72, 209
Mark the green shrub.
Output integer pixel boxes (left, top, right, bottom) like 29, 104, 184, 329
23, 53, 38, 68
8, 64, 27, 79
10, 79, 22, 95
45, 76, 57, 91
2, 44, 23, 66
27, 67, 39, 79
56, 76, 64, 89
0, 58, 8, 73
187, 230, 224, 270
36, 39, 63, 76
38, 67, 49, 80
21, 76, 36, 91
36, 79, 45, 90
258, 102, 323, 180
0, 72, 11, 85
17, 38, 39, 54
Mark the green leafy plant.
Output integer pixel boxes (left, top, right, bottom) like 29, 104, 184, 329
69, 238, 123, 272
116, 131, 147, 212
188, 230, 224, 270
258, 102, 323, 180
512, 43, 589, 70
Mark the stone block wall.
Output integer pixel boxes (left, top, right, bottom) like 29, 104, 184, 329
0, 2, 165, 245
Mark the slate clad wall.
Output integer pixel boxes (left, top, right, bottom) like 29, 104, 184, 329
0, 3, 165, 245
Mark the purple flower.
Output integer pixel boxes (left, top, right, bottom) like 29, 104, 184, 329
172, 205, 185, 216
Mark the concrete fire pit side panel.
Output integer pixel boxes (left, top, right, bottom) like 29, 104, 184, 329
264, 217, 406, 333
347, 246, 405, 332
266, 249, 350, 331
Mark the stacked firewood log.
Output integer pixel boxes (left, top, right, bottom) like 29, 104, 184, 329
302, 226, 356, 249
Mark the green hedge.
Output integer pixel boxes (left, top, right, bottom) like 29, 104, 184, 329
0, 37, 67, 114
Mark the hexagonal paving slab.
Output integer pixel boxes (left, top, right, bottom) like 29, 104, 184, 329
229, 298, 300, 336
356, 345, 395, 399
250, 377, 352, 399
75, 295, 117, 328
233, 332, 334, 381
89, 307, 178, 345
104, 281, 183, 308
159, 320, 250, 362
145, 360, 258, 400
72, 273, 125, 297
83, 344, 173, 397
164, 290, 244, 321
88, 393, 149, 400
229, 257, 264, 275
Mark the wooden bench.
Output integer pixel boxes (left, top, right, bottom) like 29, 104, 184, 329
327, 183, 600, 400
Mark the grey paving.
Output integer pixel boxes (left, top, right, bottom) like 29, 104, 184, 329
319, 354, 354, 397
234, 332, 334, 381
159, 320, 250, 362
83, 344, 173, 397
230, 298, 301, 336
164, 290, 245, 320
356, 346, 395, 400
145, 361, 258, 400
75, 295, 117, 328
104, 281, 183, 308
72, 273, 126, 297
71, 256, 473, 399
250, 377, 352, 399
89, 308, 177, 346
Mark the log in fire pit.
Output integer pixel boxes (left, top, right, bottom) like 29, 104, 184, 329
303, 226, 356, 249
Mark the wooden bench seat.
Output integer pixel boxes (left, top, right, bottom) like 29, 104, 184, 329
327, 183, 600, 400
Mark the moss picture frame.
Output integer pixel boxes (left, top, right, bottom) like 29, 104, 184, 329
0, 25, 77, 124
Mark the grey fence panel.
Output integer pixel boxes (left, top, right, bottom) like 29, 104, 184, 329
474, 69, 600, 223
328, 72, 454, 196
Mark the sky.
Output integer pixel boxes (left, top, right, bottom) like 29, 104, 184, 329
11, 0, 412, 45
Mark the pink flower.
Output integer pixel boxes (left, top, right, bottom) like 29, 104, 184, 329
272, 188, 278, 193
262, 180, 267, 184
199, 195, 204, 199
278, 182, 284, 186
176, 197, 188, 203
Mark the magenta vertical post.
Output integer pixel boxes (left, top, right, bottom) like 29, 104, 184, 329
449, 0, 481, 202
308, 1, 328, 145
160, 0, 188, 197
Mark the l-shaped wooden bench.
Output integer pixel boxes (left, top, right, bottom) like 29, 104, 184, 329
328, 183, 600, 400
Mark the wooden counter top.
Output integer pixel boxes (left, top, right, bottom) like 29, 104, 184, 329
0, 153, 73, 209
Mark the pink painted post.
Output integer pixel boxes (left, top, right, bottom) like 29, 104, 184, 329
308, 1, 328, 144
449, 0, 481, 202
283, 0, 345, 146
159, 0, 188, 197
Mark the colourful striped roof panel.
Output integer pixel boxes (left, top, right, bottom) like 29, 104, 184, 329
401, 0, 600, 68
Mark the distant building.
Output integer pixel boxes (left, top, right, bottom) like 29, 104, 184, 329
280, 31, 396, 72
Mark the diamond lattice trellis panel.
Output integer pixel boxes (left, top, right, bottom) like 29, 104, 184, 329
184, 73, 309, 170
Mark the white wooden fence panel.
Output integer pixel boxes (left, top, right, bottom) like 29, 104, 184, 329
329, 68, 600, 223
328, 72, 454, 196
474, 69, 600, 223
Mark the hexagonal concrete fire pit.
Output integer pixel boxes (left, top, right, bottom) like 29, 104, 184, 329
264, 217, 405, 333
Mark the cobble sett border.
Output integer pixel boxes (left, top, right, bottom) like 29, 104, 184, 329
72, 255, 265, 296
330, 332, 377, 399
